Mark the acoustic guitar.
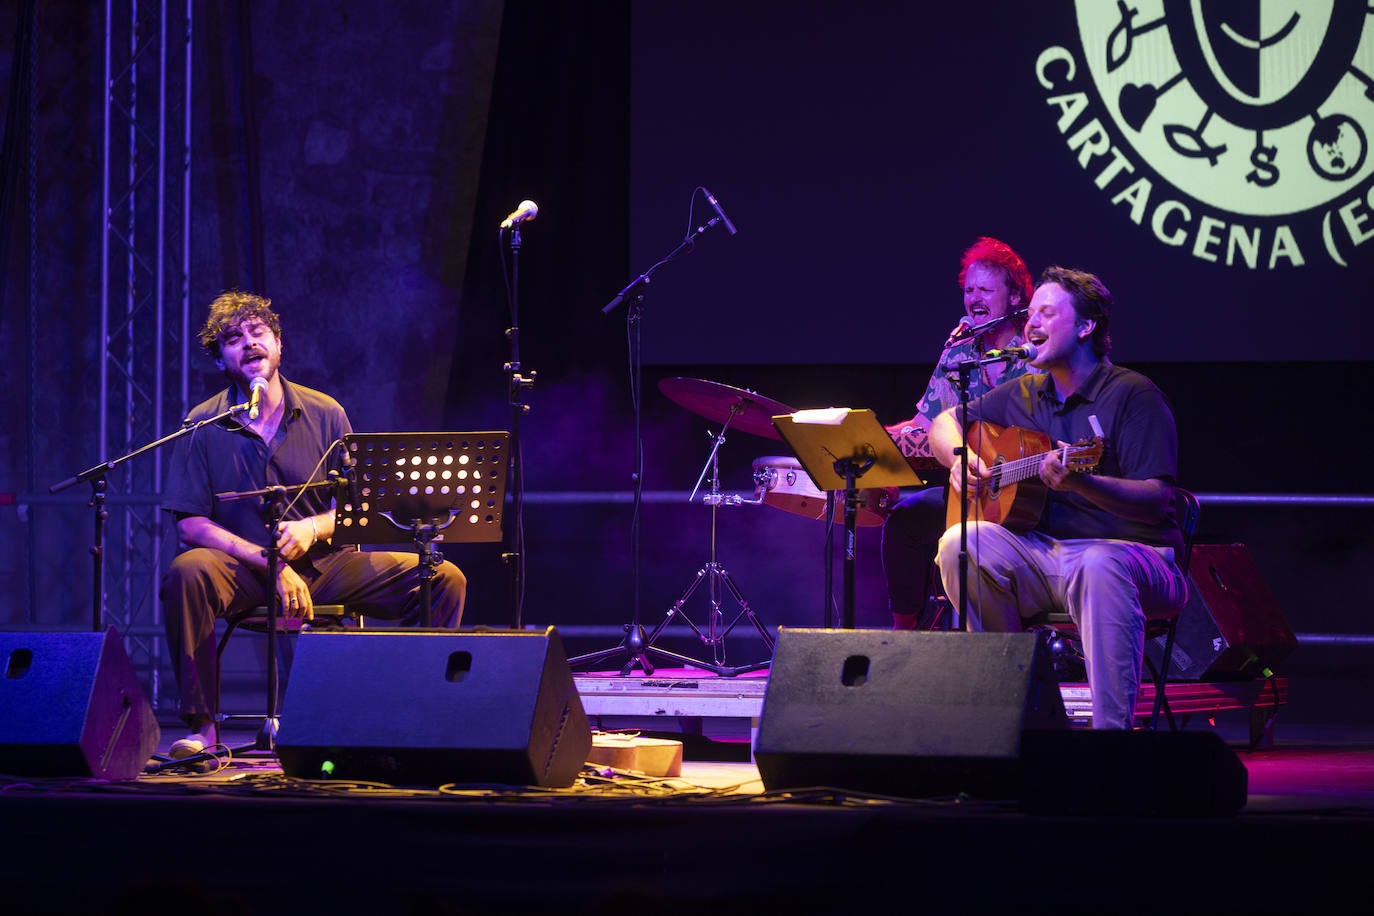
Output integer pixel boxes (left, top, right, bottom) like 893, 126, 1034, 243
944, 420, 1104, 531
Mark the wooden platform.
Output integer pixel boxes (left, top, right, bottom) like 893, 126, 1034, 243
1063, 677, 1288, 746
574, 668, 770, 746
574, 668, 1289, 748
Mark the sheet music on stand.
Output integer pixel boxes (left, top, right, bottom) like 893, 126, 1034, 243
335, 431, 510, 545
771, 408, 924, 493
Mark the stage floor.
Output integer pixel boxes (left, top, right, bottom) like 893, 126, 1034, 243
3, 699, 1373, 914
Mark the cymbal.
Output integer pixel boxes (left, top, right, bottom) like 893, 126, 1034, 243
658, 377, 794, 440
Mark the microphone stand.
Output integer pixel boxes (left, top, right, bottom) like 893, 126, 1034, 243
146, 475, 340, 773
49, 399, 255, 632
571, 214, 729, 673
941, 348, 1026, 629
945, 308, 1026, 350
501, 222, 537, 630
951, 364, 974, 631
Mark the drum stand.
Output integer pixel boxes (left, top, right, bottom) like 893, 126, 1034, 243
636, 421, 775, 677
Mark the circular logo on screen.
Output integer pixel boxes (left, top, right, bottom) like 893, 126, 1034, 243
1036, 1, 1374, 268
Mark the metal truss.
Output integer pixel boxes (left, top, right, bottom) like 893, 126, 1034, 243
101, 0, 192, 708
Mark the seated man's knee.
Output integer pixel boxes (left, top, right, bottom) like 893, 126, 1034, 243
161, 548, 218, 592
433, 561, 467, 627
1074, 543, 1138, 584
936, 521, 992, 567
438, 561, 467, 595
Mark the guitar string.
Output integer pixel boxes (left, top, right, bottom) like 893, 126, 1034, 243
990, 443, 1097, 486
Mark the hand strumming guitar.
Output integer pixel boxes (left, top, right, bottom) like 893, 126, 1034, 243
947, 447, 993, 497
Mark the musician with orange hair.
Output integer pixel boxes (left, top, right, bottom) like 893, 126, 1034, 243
928, 266, 1188, 730
881, 236, 1035, 631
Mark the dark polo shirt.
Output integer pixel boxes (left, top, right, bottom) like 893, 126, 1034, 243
955, 360, 1183, 553
162, 376, 352, 554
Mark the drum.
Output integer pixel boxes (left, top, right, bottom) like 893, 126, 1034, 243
752, 456, 897, 527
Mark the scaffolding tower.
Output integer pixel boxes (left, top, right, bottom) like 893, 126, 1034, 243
100, 0, 193, 709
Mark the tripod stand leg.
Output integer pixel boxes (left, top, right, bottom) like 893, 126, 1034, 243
629, 563, 773, 677
640, 565, 709, 649
717, 567, 775, 653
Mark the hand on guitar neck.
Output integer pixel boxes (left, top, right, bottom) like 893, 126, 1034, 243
945, 420, 1104, 531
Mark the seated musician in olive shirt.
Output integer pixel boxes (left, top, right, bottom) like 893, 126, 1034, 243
928, 266, 1188, 730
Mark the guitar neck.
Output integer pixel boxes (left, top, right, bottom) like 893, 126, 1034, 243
994, 446, 1084, 485
994, 451, 1044, 485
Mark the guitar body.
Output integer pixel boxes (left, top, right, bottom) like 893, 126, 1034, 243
946, 421, 1051, 531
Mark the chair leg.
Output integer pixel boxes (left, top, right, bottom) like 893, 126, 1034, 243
1148, 621, 1180, 731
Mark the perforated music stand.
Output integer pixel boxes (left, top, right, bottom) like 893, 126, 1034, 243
335, 431, 510, 626
772, 409, 923, 630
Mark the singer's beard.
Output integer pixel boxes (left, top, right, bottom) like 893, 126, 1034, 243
229, 353, 280, 393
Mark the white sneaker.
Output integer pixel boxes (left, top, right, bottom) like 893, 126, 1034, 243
168, 727, 218, 760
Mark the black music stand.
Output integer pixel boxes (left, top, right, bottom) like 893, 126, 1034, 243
773, 408, 923, 630
335, 432, 510, 627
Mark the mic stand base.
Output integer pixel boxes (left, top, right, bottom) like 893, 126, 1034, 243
143, 717, 278, 775
568, 623, 653, 676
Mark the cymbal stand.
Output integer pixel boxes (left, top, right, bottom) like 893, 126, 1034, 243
634, 416, 774, 676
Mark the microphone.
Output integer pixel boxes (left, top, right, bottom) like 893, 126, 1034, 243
942, 342, 1037, 374
943, 316, 974, 348
983, 343, 1038, 361
702, 187, 738, 236
500, 199, 539, 229
248, 376, 268, 420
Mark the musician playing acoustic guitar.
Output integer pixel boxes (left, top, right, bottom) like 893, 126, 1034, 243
881, 237, 1036, 631
929, 266, 1189, 730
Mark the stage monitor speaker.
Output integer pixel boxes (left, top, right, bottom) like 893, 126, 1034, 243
0, 627, 161, 781
276, 627, 591, 788
1146, 543, 1297, 680
754, 629, 1067, 800
1020, 729, 1248, 816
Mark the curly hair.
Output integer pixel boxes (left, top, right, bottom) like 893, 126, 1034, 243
957, 237, 1033, 309
197, 291, 281, 358
1038, 266, 1113, 356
